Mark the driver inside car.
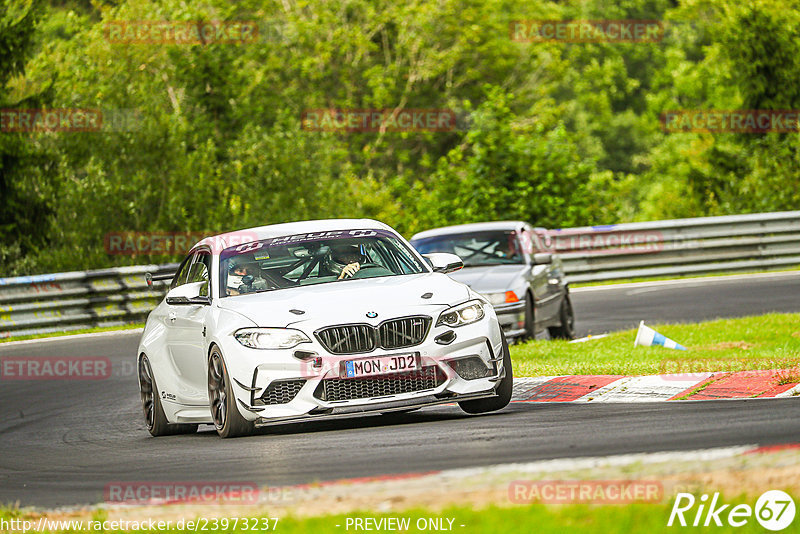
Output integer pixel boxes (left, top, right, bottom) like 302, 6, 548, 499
324, 244, 368, 279
226, 256, 270, 295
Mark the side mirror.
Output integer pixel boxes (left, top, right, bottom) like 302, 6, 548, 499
423, 253, 464, 274
533, 252, 552, 265
166, 281, 210, 305
145, 271, 176, 288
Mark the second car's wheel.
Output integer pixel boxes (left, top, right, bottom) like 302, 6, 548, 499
138, 355, 197, 437
548, 293, 576, 340
208, 347, 254, 438
523, 293, 535, 340
458, 332, 513, 415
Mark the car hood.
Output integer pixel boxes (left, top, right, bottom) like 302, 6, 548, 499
216, 273, 471, 328
446, 264, 528, 294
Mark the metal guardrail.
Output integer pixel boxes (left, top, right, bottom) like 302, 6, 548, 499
551, 210, 800, 283
1, 211, 798, 338
0, 264, 178, 338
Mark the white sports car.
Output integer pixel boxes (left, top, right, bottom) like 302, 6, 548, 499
137, 219, 513, 438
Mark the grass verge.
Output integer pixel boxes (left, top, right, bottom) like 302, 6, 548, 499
510, 313, 800, 377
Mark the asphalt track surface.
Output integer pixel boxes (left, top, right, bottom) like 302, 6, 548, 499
570, 271, 800, 337
1, 272, 799, 508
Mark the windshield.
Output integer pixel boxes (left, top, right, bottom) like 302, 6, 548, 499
219, 229, 426, 296
412, 230, 525, 267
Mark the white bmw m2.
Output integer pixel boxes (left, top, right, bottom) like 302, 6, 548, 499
137, 219, 513, 438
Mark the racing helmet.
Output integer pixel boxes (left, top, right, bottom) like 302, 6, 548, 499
226, 255, 260, 292
323, 244, 365, 275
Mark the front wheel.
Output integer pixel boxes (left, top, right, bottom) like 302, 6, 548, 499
208, 347, 254, 438
458, 332, 513, 414
548, 293, 575, 340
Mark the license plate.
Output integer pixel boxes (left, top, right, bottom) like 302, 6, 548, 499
341, 353, 420, 378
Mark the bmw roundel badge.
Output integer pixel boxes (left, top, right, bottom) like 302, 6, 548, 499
366, 311, 378, 318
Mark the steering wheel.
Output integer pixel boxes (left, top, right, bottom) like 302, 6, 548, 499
260, 270, 286, 289
349, 263, 393, 279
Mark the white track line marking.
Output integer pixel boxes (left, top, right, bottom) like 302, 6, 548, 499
776, 384, 800, 398
0, 328, 143, 347
574, 374, 714, 402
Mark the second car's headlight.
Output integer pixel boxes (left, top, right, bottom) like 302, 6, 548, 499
482, 290, 520, 306
437, 300, 485, 328
234, 328, 311, 349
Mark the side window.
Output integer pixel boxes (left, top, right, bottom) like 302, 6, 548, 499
530, 232, 545, 253
187, 250, 211, 296
519, 230, 535, 258
170, 254, 194, 289
535, 231, 554, 252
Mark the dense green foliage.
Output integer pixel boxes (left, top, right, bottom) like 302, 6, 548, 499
1, 0, 798, 274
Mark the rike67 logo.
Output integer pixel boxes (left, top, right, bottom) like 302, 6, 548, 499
668, 490, 795, 531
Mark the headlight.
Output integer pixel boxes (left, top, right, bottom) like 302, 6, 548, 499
233, 328, 311, 349
437, 300, 485, 328
482, 291, 520, 306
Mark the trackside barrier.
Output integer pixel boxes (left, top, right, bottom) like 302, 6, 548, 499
1, 211, 798, 338
550, 211, 800, 283
0, 264, 178, 338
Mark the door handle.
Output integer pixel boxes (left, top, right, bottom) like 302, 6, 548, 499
168, 312, 177, 323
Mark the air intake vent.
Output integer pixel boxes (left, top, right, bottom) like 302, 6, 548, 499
255, 379, 306, 405
313, 366, 445, 402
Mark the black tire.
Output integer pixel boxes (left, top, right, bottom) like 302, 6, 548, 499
458, 332, 513, 414
523, 293, 535, 340
138, 355, 198, 437
208, 347, 254, 438
548, 293, 575, 340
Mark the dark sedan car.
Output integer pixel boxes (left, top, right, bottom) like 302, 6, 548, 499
411, 221, 574, 340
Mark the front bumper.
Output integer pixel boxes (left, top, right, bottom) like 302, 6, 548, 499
493, 301, 526, 338
251, 391, 497, 428
218, 315, 505, 423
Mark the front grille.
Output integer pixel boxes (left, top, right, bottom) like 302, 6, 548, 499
313, 366, 445, 402
378, 317, 431, 349
316, 324, 376, 354
316, 316, 431, 355
256, 379, 306, 405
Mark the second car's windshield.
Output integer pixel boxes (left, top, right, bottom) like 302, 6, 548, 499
220, 229, 426, 296
412, 230, 524, 267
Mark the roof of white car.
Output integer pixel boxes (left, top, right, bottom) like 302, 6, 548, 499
411, 221, 529, 241
196, 219, 396, 251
